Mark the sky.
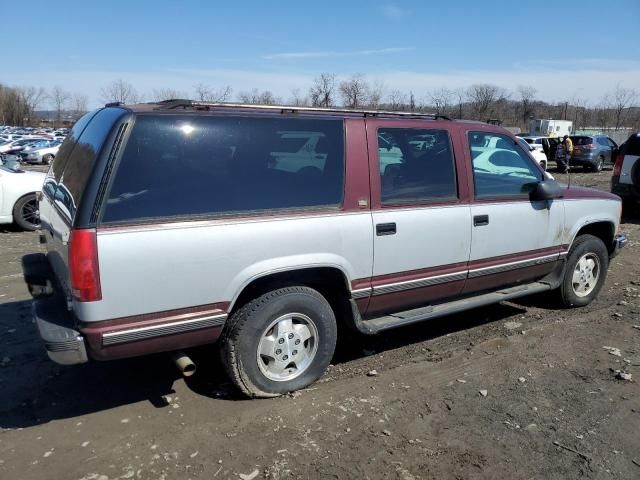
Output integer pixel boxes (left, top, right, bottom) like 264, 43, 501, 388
1, 0, 639, 108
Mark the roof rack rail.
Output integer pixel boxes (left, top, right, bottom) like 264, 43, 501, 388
153, 100, 448, 119
105, 101, 124, 107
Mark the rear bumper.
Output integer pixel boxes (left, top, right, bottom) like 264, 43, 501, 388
610, 234, 628, 259
33, 295, 88, 365
22, 253, 88, 365
22, 252, 227, 365
612, 178, 640, 202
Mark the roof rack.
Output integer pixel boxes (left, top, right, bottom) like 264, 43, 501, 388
152, 99, 450, 120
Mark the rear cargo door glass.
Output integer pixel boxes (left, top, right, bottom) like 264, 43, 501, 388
101, 115, 345, 223
55, 108, 125, 220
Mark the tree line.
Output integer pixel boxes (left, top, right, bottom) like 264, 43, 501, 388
2, 74, 638, 132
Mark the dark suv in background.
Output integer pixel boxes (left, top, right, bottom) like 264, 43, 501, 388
570, 135, 619, 172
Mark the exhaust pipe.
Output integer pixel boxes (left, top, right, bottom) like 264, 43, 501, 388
172, 351, 196, 377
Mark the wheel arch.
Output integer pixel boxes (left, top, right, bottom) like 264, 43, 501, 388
12, 191, 39, 220
229, 265, 354, 324
571, 220, 616, 255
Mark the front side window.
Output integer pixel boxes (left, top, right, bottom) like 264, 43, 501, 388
101, 115, 344, 223
377, 128, 457, 204
468, 132, 542, 198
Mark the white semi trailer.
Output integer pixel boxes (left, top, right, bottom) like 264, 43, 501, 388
528, 119, 573, 137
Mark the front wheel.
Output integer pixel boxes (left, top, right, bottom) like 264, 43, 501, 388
13, 193, 40, 231
42, 154, 54, 165
220, 286, 337, 397
558, 234, 608, 307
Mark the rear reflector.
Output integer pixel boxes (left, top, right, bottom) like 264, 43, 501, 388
69, 228, 102, 302
613, 153, 624, 176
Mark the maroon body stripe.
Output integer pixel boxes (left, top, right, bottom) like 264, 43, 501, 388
80, 302, 229, 361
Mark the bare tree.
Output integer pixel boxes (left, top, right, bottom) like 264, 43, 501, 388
610, 85, 637, 130
309, 73, 336, 107
367, 80, 385, 109
288, 88, 308, 106
50, 86, 70, 126
193, 83, 232, 102
99, 79, 141, 104
387, 89, 407, 110
238, 88, 279, 105
467, 84, 507, 120
339, 74, 369, 109
409, 91, 416, 112
516, 85, 537, 128
452, 87, 465, 119
429, 87, 452, 116
18, 86, 48, 124
152, 88, 188, 102
72, 93, 89, 117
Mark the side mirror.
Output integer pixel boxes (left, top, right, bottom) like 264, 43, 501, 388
530, 180, 563, 201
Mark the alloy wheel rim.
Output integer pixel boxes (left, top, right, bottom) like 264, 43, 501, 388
572, 253, 600, 297
256, 313, 319, 382
21, 199, 40, 228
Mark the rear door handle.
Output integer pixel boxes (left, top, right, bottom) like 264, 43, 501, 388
376, 222, 396, 236
473, 215, 489, 227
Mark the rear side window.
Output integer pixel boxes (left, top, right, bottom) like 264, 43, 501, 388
101, 115, 344, 223
571, 136, 593, 146
54, 108, 125, 219
377, 128, 457, 204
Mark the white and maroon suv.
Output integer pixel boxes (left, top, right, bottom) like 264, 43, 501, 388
23, 101, 627, 397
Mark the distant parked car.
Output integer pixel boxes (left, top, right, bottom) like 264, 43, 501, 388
0, 138, 50, 155
517, 137, 548, 170
20, 141, 61, 164
570, 135, 619, 172
612, 133, 640, 211
0, 160, 45, 230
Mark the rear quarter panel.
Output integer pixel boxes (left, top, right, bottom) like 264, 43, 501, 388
75, 213, 374, 322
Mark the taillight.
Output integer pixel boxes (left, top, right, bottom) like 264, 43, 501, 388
613, 153, 624, 176
69, 228, 101, 302
583, 143, 597, 149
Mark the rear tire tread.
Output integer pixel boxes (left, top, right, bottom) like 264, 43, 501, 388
220, 286, 333, 398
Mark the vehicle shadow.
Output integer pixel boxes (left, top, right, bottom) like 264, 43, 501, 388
0, 296, 529, 427
0, 298, 183, 430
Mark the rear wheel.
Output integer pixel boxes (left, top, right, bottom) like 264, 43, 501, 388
593, 156, 604, 172
42, 154, 54, 165
13, 193, 40, 231
540, 160, 547, 171
558, 234, 608, 307
220, 286, 337, 397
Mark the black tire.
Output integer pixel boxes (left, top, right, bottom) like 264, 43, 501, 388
220, 286, 337, 398
540, 160, 547, 171
42, 154, 54, 165
558, 234, 608, 307
593, 156, 604, 172
12, 193, 40, 231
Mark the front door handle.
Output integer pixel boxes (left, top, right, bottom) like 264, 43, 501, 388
376, 222, 396, 236
473, 215, 489, 227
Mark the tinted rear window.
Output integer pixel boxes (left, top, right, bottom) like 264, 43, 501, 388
624, 135, 640, 156
53, 108, 124, 219
50, 110, 98, 182
101, 115, 345, 224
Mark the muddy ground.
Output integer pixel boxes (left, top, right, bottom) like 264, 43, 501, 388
1, 165, 639, 480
